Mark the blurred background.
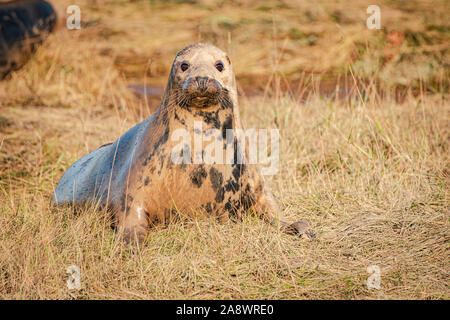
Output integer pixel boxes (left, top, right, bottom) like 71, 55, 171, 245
0, 0, 448, 111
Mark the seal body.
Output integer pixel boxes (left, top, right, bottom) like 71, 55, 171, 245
0, 0, 57, 79
52, 43, 313, 243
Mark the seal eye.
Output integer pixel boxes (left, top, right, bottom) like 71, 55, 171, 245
180, 62, 189, 72
215, 61, 224, 72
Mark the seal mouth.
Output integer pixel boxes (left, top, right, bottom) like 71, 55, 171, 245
187, 95, 221, 108
192, 96, 213, 103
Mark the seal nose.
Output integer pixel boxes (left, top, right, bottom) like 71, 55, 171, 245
195, 76, 209, 92
183, 76, 221, 99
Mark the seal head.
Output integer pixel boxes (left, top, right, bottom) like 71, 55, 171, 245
165, 43, 236, 109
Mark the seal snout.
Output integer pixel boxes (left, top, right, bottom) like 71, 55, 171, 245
195, 76, 210, 92
183, 76, 222, 104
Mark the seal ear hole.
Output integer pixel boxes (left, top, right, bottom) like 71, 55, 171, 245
226, 56, 231, 65
180, 62, 189, 72
215, 61, 224, 72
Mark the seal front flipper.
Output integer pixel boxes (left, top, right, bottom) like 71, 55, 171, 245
117, 204, 149, 246
245, 166, 315, 239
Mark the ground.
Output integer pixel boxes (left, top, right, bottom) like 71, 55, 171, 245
0, 0, 448, 299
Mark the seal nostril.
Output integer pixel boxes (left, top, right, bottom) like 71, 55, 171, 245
195, 76, 209, 91
212, 79, 222, 91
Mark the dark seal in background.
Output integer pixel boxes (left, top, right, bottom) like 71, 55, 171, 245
0, 0, 56, 79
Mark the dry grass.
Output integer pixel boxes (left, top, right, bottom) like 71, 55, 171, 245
0, 0, 449, 299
